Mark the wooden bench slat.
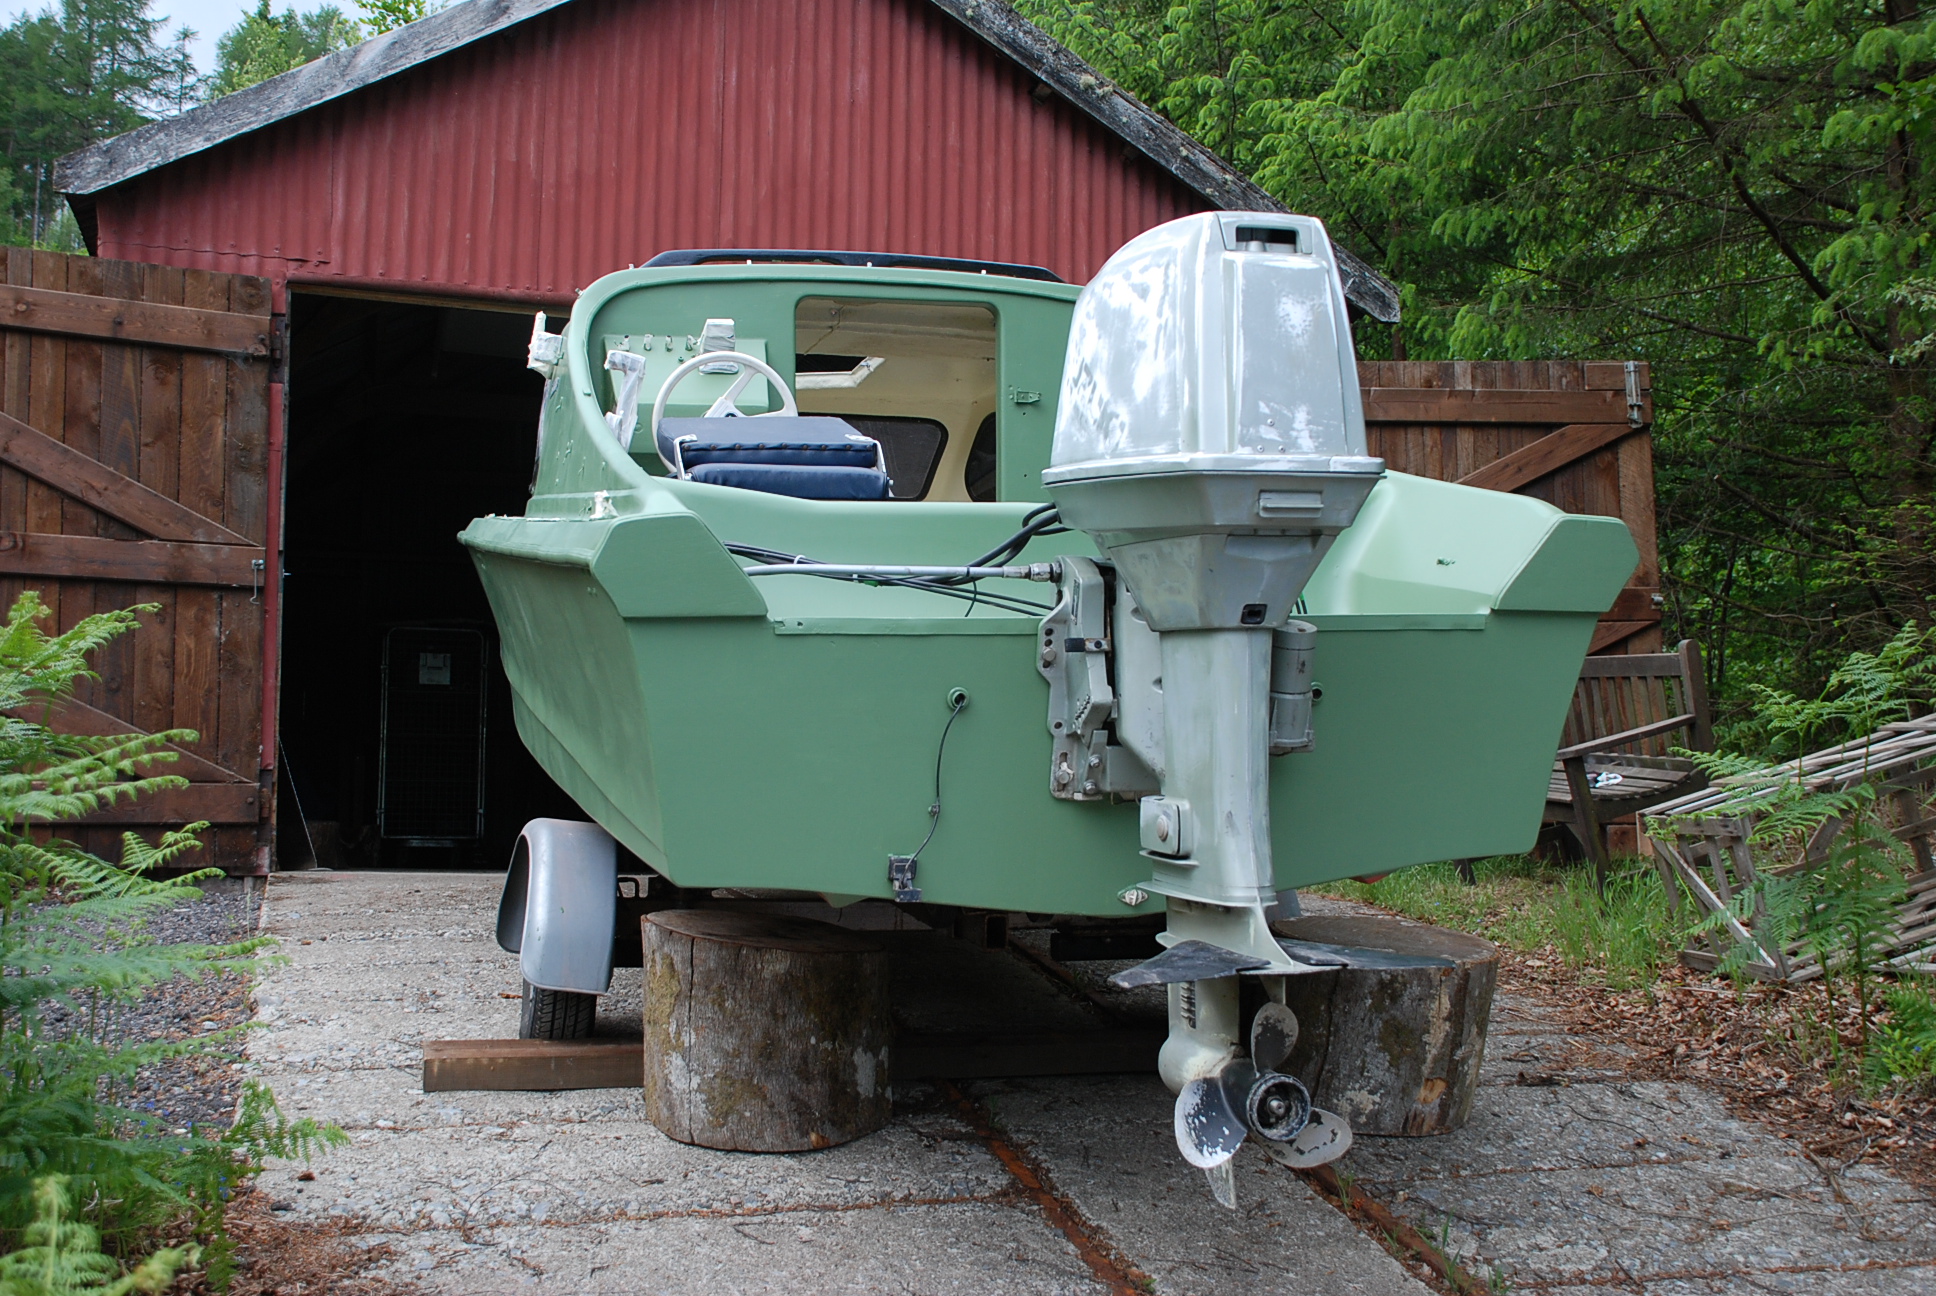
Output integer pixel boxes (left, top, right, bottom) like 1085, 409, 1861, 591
1577, 653, 1685, 678
1556, 714, 1696, 761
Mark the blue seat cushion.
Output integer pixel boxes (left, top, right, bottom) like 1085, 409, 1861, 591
683, 441, 880, 468
658, 416, 875, 469
688, 462, 891, 500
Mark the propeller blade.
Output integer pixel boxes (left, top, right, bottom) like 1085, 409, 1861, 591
1261, 1106, 1353, 1169
1249, 1002, 1300, 1073
1174, 1077, 1247, 1169
1202, 1159, 1238, 1211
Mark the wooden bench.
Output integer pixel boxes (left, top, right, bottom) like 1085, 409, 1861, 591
1543, 640, 1712, 883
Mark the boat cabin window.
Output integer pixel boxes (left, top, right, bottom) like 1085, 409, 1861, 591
794, 297, 997, 501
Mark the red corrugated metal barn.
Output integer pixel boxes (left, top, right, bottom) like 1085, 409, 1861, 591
3, 0, 1652, 874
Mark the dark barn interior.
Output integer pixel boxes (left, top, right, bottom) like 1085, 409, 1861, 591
279, 292, 579, 869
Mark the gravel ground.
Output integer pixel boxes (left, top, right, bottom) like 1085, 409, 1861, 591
88, 880, 264, 1130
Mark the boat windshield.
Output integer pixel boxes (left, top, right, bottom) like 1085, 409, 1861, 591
793, 297, 997, 502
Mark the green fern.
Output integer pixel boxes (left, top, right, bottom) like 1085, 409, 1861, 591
0, 1177, 195, 1296
0, 591, 342, 1286
1864, 980, 1936, 1092
1657, 624, 1934, 1063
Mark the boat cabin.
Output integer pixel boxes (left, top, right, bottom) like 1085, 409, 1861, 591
564, 254, 1084, 505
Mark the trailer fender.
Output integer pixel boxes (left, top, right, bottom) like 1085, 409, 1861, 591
496, 818, 618, 994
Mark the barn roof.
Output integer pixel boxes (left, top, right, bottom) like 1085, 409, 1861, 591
54, 0, 1398, 320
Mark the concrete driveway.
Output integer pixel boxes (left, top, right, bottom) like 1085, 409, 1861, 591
248, 871, 1936, 1294
249, 871, 1427, 1295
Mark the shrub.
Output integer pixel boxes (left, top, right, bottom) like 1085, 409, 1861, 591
1864, 980, 1936, 1093
0, 591, 340, 1285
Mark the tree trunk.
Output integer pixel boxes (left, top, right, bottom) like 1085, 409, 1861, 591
642, 909, 892, 1152
1271, 915, 1498, 1136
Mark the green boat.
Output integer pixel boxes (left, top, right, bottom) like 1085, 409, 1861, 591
464, 213, 1635, 1190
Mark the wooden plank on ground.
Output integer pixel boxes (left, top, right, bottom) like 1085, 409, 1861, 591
0, 410, 252, 543
0, 284, 270, 357
421, 1028, 1165, 1093
423, 1038, 643, 1093
0, 531, 263, 585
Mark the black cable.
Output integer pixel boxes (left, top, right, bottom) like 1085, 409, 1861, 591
901, 692, 967, 867
722, 542, 1054, 614
942, 506, 1065, 585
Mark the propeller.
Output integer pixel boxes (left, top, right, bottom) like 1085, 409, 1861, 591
1173, 1064, 1251, 1169
1175, 1003, 1345, 1208
1260, 1106, 1354, 1169
1250, 1002, 1299, 1072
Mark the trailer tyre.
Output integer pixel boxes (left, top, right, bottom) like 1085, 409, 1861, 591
519, 980, 597, 1040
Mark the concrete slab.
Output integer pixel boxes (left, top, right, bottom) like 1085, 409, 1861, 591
1333, 988, 1936, 1294
359, 1201, 1105, 1294
250, 872, 1426, 1295
977, 1074, 1434, 1296
263, 1115, 1013, 1229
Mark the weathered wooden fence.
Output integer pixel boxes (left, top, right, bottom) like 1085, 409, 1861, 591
0, 249, 274, 875
1360, 361, 1658, 654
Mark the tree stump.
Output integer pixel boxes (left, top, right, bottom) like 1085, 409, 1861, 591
642, 910, 892, 1152
1271, 915, 1498, 1136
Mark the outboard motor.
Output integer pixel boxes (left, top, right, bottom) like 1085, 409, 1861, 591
1042, 212, 1383, 1206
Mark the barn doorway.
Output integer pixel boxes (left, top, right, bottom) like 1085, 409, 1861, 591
279, 291, 580, 869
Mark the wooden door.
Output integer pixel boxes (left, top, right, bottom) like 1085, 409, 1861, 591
0, 249, 275, 874
1359, 361, 1660, 653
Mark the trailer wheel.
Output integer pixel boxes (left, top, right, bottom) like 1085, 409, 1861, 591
519, 980, 597, 1040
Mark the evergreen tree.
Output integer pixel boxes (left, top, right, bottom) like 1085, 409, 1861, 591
0, 0, 198, 247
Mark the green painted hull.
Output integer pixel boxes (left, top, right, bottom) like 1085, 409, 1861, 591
460, 262, 1637, 915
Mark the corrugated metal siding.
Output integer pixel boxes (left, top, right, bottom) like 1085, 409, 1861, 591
94, 0, 1208, 293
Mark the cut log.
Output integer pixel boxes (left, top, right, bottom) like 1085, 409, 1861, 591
642, 909, 892, 1152
1271, 915, 1498, 1136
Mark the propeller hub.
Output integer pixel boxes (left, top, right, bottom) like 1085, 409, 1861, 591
1245, 1071, 1312, 1143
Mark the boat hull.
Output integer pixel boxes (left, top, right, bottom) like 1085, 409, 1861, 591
464, 475, 1628, 915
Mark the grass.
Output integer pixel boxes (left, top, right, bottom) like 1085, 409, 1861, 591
1313, 855, 1696, 989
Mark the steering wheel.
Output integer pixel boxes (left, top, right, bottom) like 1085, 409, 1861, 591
649, 350, 799, 473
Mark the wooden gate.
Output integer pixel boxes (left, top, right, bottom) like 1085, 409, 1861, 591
0, 249, 274, 875
1360, 361, 1659, 654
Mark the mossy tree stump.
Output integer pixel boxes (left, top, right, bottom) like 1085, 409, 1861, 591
642, 910, 891, 1152
1272, 915, 1498, 1136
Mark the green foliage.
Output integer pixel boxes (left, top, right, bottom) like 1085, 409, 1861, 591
0, 0, 199, 246
210, 1, 361, 99
1717, 622, 1936, 761
0, 591, 343, 1280
1019, 0, 1936, 708
1716, 809, 1907, 1038
356, 0, 435, 37
0, 1177, 194, 1296
1318, 855, 1691, 987
1658, 626, 1931, 1055
1548, 867, 1691, 991
1864, 979, 1936, 1092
